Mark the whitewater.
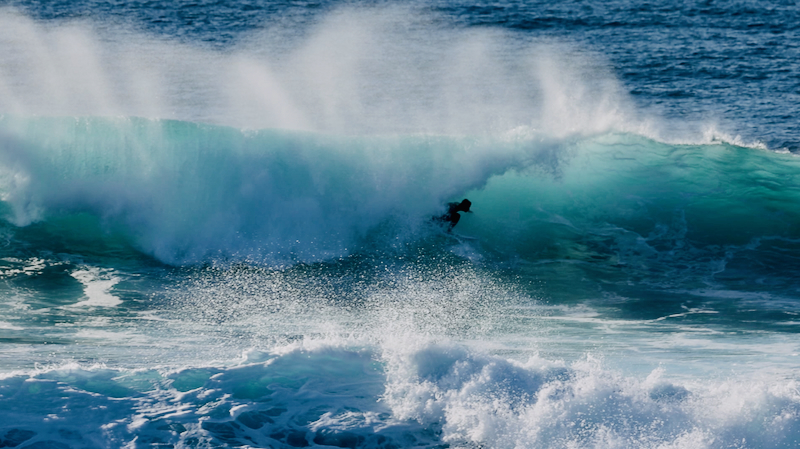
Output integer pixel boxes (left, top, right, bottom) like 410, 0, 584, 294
0, 1, 799, 448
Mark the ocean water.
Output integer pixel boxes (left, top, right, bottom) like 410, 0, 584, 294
0, 1, 799, 448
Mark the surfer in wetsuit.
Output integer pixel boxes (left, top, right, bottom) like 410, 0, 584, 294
437, 199, 472, 231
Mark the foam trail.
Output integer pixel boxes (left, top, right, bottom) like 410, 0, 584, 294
69, 267, 121, 307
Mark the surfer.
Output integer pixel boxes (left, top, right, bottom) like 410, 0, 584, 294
436, 199, 472, 231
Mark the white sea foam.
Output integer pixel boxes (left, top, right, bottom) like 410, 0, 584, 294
69, 267, 122, 307
0, 338, 798, 449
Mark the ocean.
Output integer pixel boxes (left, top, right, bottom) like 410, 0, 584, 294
0, 1, 799, 448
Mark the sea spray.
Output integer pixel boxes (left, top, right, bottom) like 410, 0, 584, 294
0, 6, 638, 136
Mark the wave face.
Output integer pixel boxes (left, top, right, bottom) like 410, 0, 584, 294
0, 116, 551, 264
2, 116, 799, 269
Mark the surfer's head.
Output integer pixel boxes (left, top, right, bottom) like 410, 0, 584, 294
458, 199, 472, 212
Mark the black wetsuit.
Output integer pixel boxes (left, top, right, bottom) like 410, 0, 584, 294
438, 202, 463, 230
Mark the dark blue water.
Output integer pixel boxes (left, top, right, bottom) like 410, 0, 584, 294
1, 1, 800, 448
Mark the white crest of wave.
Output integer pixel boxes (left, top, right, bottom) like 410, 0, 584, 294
380, 339, 800, 449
